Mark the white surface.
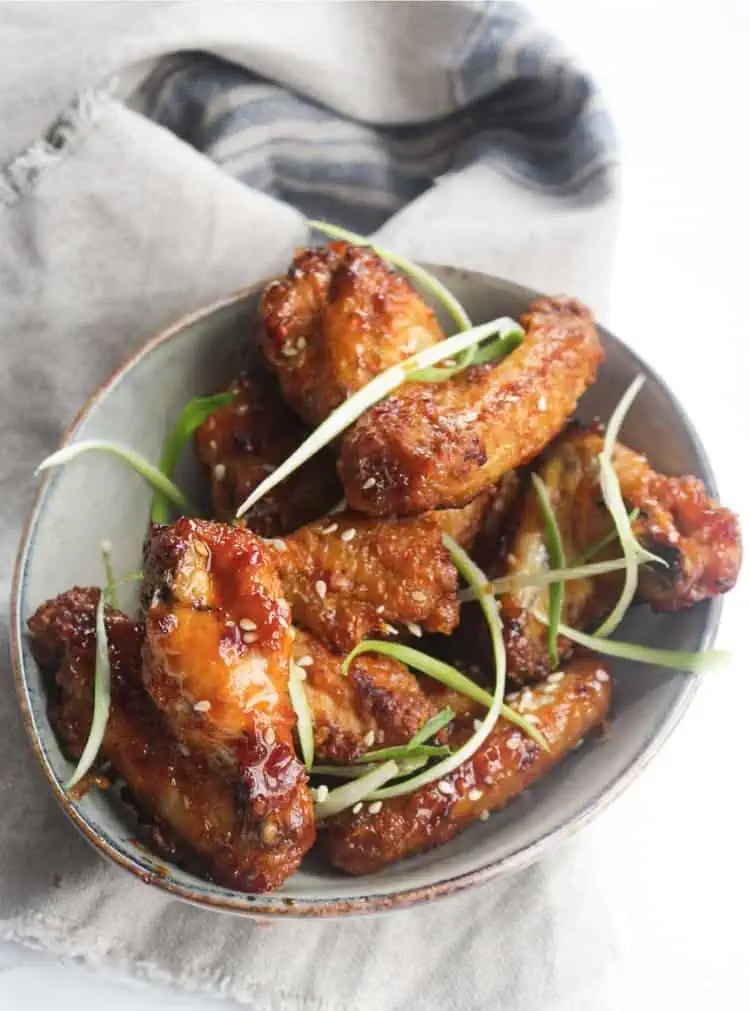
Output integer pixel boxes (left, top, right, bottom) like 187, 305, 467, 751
2, 1, 748, 1008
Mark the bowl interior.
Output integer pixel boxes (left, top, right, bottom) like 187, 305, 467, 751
12, 268, 719, 916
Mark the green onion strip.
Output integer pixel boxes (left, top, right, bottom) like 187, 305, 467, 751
457, 557, 633, 602
65, 588, 111, 790
531, 474, 566, 668
595, 376, 667, 637
37, 441, 193, 516
288, 662, 315, 770
235, 317, 517, 519
535, 613, 730, 673
151, 392, 234, 523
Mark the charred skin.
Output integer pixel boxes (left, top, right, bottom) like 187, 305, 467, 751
294, 628, 439, 764
261, 242, 443, 427
339, 297, 604, 516
270, 511, 462, 654
323, 657, 611, 874
27, 589, 314, 893
194, 373, 341, 534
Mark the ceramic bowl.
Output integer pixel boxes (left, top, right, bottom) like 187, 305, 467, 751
10, 267, 721, 918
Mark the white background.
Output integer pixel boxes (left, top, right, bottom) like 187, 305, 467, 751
2, 0, 749, 1008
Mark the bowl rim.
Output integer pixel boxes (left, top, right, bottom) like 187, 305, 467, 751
10, 267, 722, 919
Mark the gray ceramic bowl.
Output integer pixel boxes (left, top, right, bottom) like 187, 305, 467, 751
10, 267, 721, 918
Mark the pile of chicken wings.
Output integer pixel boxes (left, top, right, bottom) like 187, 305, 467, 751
29, 242, 741, 891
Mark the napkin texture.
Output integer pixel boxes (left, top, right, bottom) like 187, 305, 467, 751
0, 3, 619, 1007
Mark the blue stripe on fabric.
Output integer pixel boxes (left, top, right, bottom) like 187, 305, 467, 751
136, 2, 617, 232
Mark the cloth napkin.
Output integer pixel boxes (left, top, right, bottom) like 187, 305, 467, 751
0, 3, 620, 1008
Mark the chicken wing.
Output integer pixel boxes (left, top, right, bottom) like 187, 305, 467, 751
194, 373, 341, 533
339, 297, 603, 515
270, 511, 462, 653
28, 588, 314, 892
261, 242, 443, 426
495, 425, 742, 682
141, 520, 312, 832
323, 656, 611, 874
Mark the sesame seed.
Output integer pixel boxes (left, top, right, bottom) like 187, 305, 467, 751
596, 670, 610, 682
548, 672, 565, 684
281, 343, 298, 358
208, 439, 218, 451
543, 683, 557, 694
315, 580, 327, 600
362, 477, 376, 490
316, 784, 329, 803
525, 714, 541, 725
239, 618, 256, 631
352, 802, 363, 814
293, 666, 307, 681
468, 788, 482, 802
384, 623, 398, 636
368, 801, 383, 814
363, 730, 376, 747
260, 820, 279, 845
242, 632, 257, 644
236, 404, 249, 416
507, 736, 521, 750
412, 590, 427, 603
297, 655, 313, 667
264, 727, 276, 746
443, 359, 457, 367
538, 396, 547, 411
100, 538, 112, 553
194, 700, 212, 712
437, 780, 453, 796
376, 605, 386, 615
213, 464, 226, 481
269, 539, 286, 551
321, 523, 338, 534
341, 528, 356, 542
473, 719, 483, 732
183, 795, 192, 809
406, 622, 423, 638
178, 743, 191, 757
297, 336, 307, 351
479, 810, 490, 822
506, 693, 519, 704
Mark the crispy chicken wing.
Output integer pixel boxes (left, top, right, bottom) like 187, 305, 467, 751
261, 242, 443, 426
194, 373, 341, 533
495, 425, 742, 682
339, 297, 603, 515
270, 511, 462, 653
28, 588, 314, 892
323, 657, 611, 874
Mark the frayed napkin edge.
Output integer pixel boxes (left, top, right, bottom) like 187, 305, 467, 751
0, 87, 120, 209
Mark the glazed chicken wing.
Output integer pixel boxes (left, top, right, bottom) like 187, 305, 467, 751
323, 657, 611, 874
261, 242, 443, 426
141, 520, 315, 847
495, 425, 742, 682
28, 588, 314, 892
194, 373, 341, 533
340, 297, 603, 515
270, 511, 464, 653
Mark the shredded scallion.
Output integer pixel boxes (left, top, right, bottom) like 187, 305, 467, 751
457, 557, 633, 602
65, 588, 111, 790
37, 441, 194, 517
288, 662, 315, 770
531, 474, 566, 668
314, 759, 399, 820
151, 392, 234, 523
